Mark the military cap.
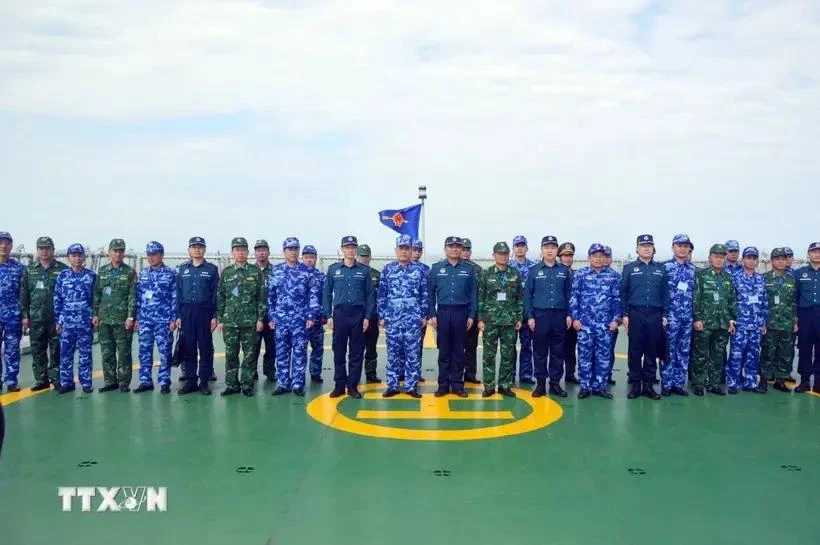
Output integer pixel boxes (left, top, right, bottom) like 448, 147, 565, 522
188, 236, 206, 247
742, 246, 759, 258
809, 242, 820, 252
282, 237, 300, 250
784, 247, 794, 257
395, 234, 412, 247
493, 241, 511, 254
445, 236, 463, 246
558, 242, 575, 256
108, 238, 126, 250
461, 238, 473, 249
603, 245, 613, 257
254, 239, 269, 249
231, 237, 248, 248
357, 244, 372, 257
709, 243, 728, 255
672, 233, 694, 249
146, 241, 164, 254
540, 235, 558, 247
341, 235, 358, 247
36, 236, 54, 249
513, 235, 528, 246
411, 238, 424, 249
637, 234, 654, 245
588, 243, 605, 255
725, 240, 740, 251
0, 231, 12, 242
770, 247, 787, 258
302, 245, 317, 255
67, 243, 85, 255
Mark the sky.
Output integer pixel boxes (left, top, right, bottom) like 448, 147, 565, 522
1, 0, 818, 261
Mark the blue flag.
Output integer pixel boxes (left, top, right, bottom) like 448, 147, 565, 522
378, 203, 422, 239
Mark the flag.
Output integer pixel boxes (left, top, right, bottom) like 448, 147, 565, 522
378, 203, 422, 239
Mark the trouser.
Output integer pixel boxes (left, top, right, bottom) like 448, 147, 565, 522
29, 320, 60, 385
797, 307, 820, 381
482, 323, 516, 389
224, 325, 258, 390
307, 323, 324, 377
761, 329, 793, 381
607, 329, 618, 382
331, 305, 366, 390
626, 306, 664, 384
464, 321, 479, 379
59, 327, 93, 388
661, 317, 692, 389
363, 316, 379, 379
516, 325, 534, 380
138, 322, 173, 386
563, 326, 577, 378
0, 320, 22, 387
436, 305, 468, 391
98, 322, 133, 387
727, 326, 762, 389
275, 321, 308, 389
532, 309, 565, 384
255, 324, 276, 379
385, 319, 422, 391
577, 325, 611, 392
691, 328, 729, 389
180, 303, 214, 385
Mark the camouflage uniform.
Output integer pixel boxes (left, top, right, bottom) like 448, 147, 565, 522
21, 237, 68, 387
362, 256, 381, 381
761, 259, 797, 382
0, 235, 24, 391
691, 248, 737, 391
217, 247, 266, 393
303, 246, 326, 379
92, 241, 136, 389
411, 238, 430, 383
508, 239, 535, 382
727, 251, 767, 390
661, 237, 696, 390
253, 246, 276, 381
54, 247, 96, 391
478, 248, 523, 391
461, 239, 482, 382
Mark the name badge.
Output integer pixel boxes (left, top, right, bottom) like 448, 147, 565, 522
145, 290, 154, 300
36, 280, 44, 289
774, 295, 781, 305
677, 281, 688, 292
713, 292, 719, 302
748, 295, 759, 304
231, 286, 240, 297
104, 287, 112, 296
497, 292, 507, 302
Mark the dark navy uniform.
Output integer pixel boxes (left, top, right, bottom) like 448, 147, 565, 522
620, 235, 669, 398
176, 237, 219, 388
428, 237, 478, 396
323, 236, 376, 396
795, 242, 820, 391
523, 236, 571, 394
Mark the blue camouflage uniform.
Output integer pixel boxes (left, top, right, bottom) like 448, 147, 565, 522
302, 245, 326, 379
378, 236, 429, 393
661, 234, 696, 391
411, 238, 430, 381
135, 242, 178, 390
784, 247, 795, 278
0, 232, 25, 390
727, 247, 768, 390
723, 240, 743, 280
54, 245, 96, 391
569, 244, 621, 394
509, 235, 536, 381
268, 238, 321, 390
603, 245, 619, 383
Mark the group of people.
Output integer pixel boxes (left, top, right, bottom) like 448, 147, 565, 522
0, 230, 818, 402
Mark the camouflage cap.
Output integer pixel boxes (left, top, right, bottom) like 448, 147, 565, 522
784, 247, 794, 257
513, 235, 527, 246
146, 241, 164, 254
67, 243, 85, 255
588, 243, 605, 255
725, 240, 740, 251
37, 236, 54, 249
302, 245, 317, 255
709, 243, 728, 255
0, 231, 12, 242
357, 244, 372, 257
108, 238, 126, 250
742, 246, 759, 258
283, 237, 300, 250
603, 245, 613, 257
672, 233, 694, 249
396, 235, 412, 248
461, 238, 472, 249
558, 242, 575, 256
770, 247, 787, 258
411, 238, 424, 249
809, 242, 820, 253
493, 241, 510, 254
254, 239, 269, 249
231, 237, 248, 248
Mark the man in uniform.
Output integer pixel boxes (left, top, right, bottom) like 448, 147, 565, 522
760, 248, 796, 393
620, 235, 668, 400
54, 244, 96, 394
459, 238, 482, 383
356, 244, 381, 383
569, 244, 621, 399
478, 242, 523, 397
134, 241, 178, 394
323, 236, 374, 399
0, 232, 25, 392
691, 244, 737, 396
794, 241, 820, 393
302, 245, 326, 383
661, 234, 696, 396
428, 236, 477, 398
558, 242, 579, 384
21, 236, 67, 390
726, 247, 768, 394
603, 246, 619, 386
523, 235, 571, 398
411, 239, 429, 383
253, 240, 276, 382
176, 236, 219, 395
92, 238, 137, 393
268, 237, 321, 397
217, 237, 265, 397
724, 240, 743, 279
509, 235, 536, 384
784, 247, 796, 278
378, 235, 427, 398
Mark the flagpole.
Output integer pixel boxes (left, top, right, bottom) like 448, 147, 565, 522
418, 185, 427, 254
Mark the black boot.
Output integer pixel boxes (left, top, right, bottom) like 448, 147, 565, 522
671, 386, 689, 396
627, 382, 641, 399
642, 383, 661, 400
178, 382, 198, 395
498, 386, 516, 397
99, 384, 119, 393
532, 379, 547, 398
794, 378, 811, 392
773, 381, 792, 393
329, 384, 345, 398
548, 383, 567, 398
